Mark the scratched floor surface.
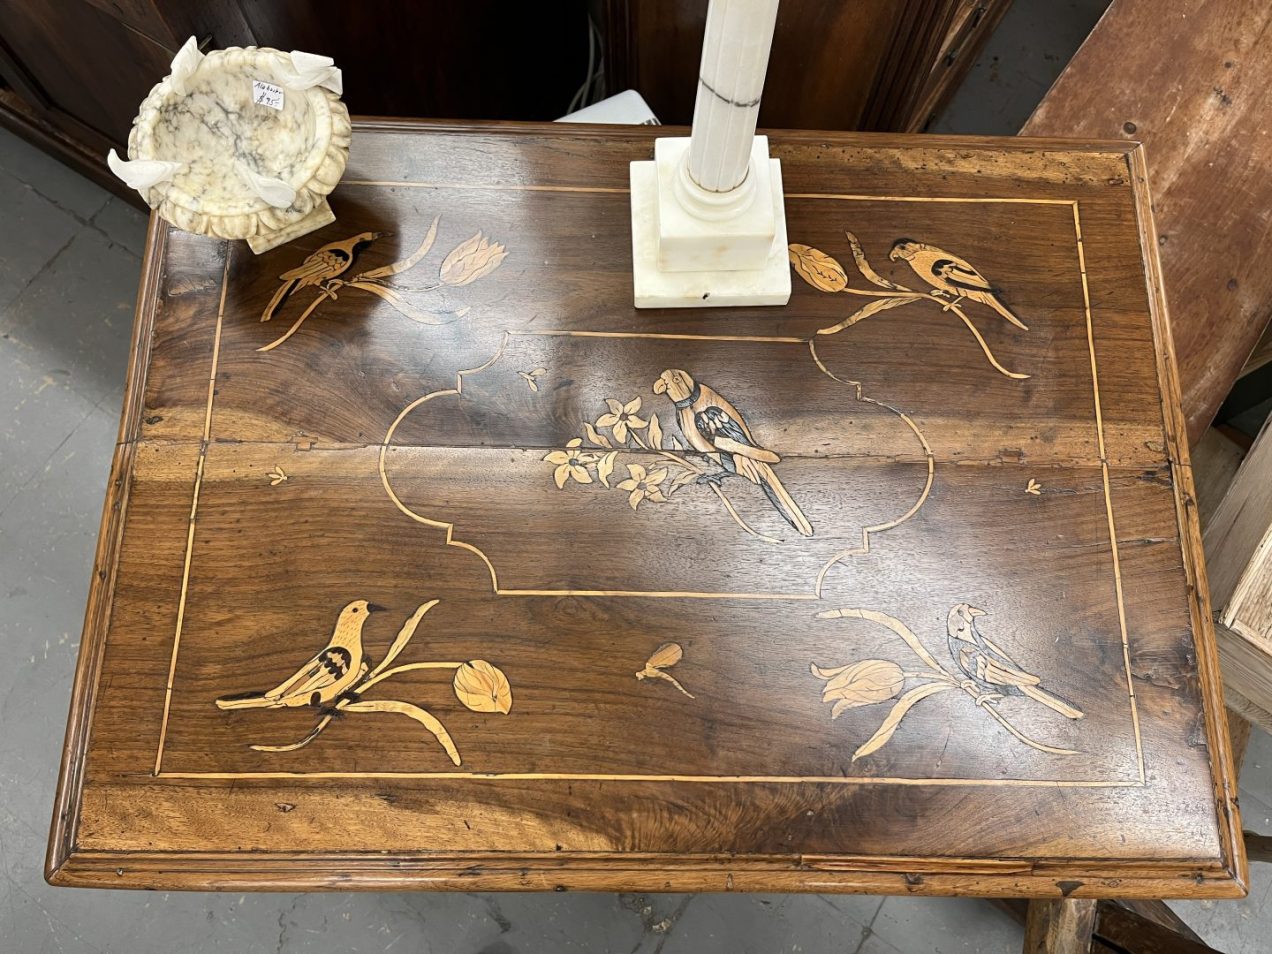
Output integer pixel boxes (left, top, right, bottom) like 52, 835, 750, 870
3, 1, 1270, 950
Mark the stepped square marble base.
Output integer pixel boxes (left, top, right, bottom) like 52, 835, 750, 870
630, 136, 791, 309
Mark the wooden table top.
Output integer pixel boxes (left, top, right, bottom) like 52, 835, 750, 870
48, 120, 1245, 898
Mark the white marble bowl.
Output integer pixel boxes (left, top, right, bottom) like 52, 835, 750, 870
109, 38, 351, 253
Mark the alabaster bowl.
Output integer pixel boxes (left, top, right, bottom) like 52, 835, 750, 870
109, 38, 351, 253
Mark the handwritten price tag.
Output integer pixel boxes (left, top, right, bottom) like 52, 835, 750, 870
251, 80, 285, 111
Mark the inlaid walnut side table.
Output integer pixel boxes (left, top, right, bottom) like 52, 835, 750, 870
49, 121, 1246, 909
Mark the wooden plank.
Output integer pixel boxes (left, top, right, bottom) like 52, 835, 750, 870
1024, 899, 1097, 954
1190, 428, 1246, 529
1023, 0, 1272, 446
998, 898, 1207, 946
1246, 832, 1272, 865
1240, 322, 1272, 378
1205, 416, 1272, 645
1094, 903, 1223, 953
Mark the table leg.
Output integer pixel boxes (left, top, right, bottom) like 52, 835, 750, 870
1227, 708, 1252, 774
1024, 899, 1096, 953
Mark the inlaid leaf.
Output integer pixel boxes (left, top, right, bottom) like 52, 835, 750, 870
584, 421, 613, 448
816, 295, 910, 336
844, 230, 909, 290
360, 215, 439, 279
851, 682, 954, 761
648, 413, 664, 450
598, 451, 618, 488
788, 244, 848, 292
810, 662, 852, 679
670, 469, 699, 493
667, 435, 684, 451
453, 660, 513, 714
348, 281, 449, 324
372, 600, 439, 676
342, 699, 460, 765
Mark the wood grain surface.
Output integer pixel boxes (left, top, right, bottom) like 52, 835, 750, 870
1022, 0, 1272, 446
47, 120, 1245, 897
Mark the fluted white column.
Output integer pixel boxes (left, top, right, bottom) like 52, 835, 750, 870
687, 0, 780, 194
627, 0, 789, 307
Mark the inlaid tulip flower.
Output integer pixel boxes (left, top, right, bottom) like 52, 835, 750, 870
810, 659, 904, 719
440, 231, 508, 286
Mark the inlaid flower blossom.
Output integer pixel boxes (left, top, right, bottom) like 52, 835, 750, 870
597, 397, 648, 443
811, 659, 905, 719
543, 438, 599, 488
616, 463, 668, 510
542, 393, 785, 542
440, 231, 508, 286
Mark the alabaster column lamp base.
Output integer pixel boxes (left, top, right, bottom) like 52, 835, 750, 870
628, 0, 790, 309
108, 37, 350, 254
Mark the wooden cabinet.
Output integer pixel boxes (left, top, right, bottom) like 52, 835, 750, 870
0, 1, 1009, 201
605, 0, 1012, 131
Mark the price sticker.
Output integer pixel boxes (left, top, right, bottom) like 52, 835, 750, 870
252, 80, 285, 110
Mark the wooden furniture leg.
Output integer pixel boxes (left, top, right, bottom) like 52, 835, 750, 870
1094, 904, 1224, 953
1002, 899, 1221, 953
1227, 709, 1252, 773
1024, 899, 1097, 954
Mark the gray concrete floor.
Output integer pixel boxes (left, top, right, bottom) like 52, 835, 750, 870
2, 1, 1270, 951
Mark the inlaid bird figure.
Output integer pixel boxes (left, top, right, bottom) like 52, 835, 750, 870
653, 368, 813, 536
945, 603, 1082, 719
888, 240, 1028, 330
215, 599, 384, 710
261, 231, 383, 321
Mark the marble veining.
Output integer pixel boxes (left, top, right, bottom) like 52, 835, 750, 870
114, 38, 350, 249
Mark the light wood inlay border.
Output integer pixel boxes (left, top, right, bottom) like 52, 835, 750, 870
147, 190, 1148, 790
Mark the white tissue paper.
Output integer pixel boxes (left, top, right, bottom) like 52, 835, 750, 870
237, 162, 297, 209
107, 149, 183, 191
169, 36, 205, 90
280, 50, 343, 95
